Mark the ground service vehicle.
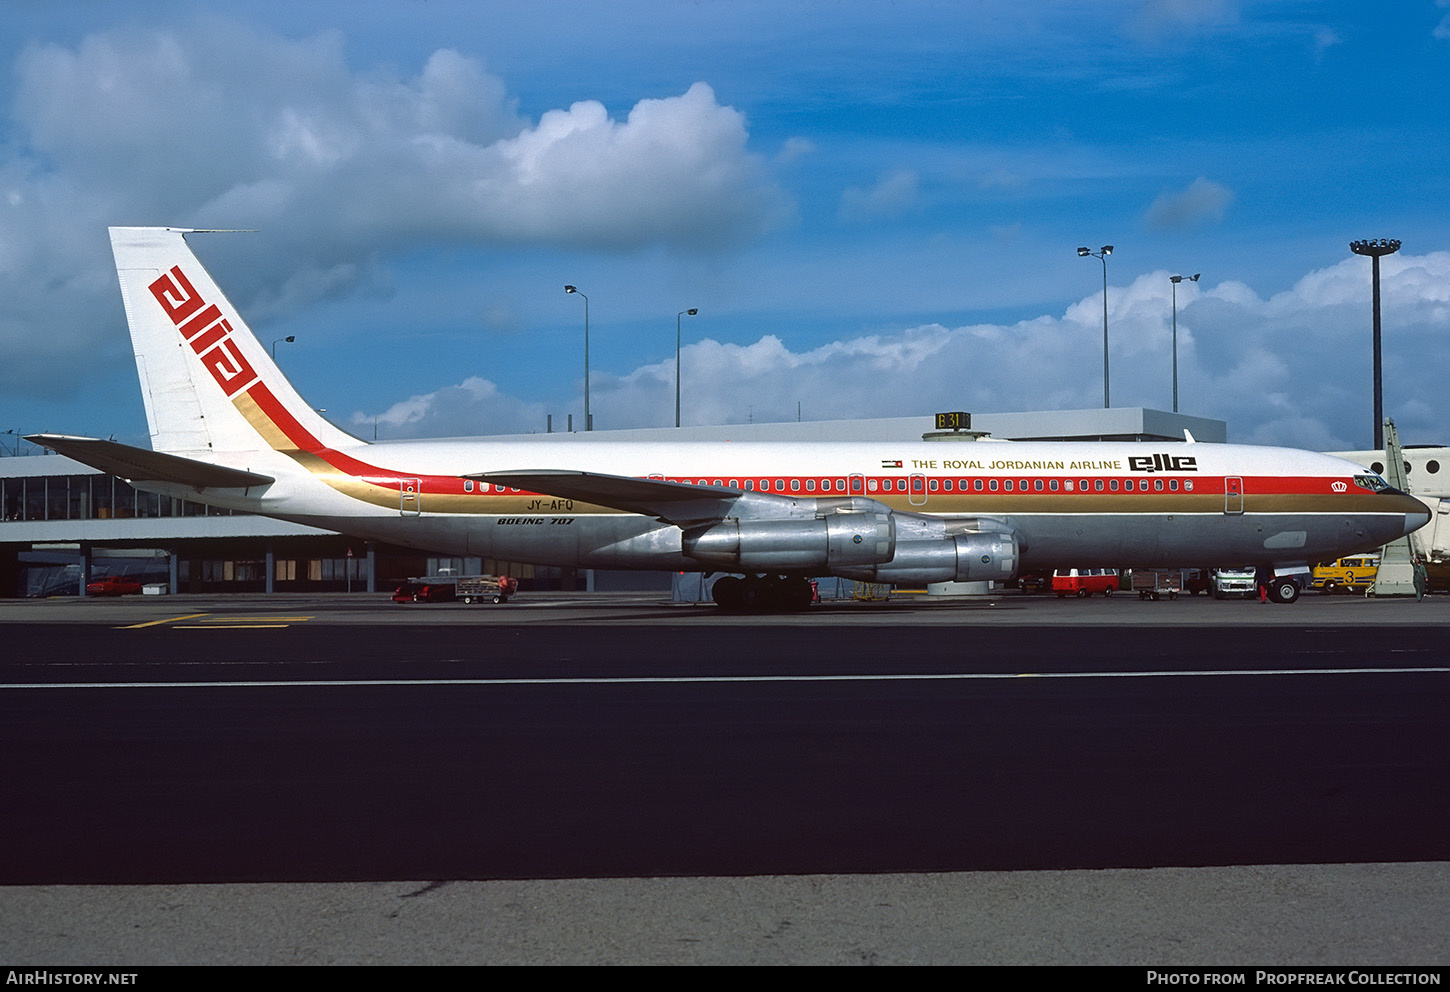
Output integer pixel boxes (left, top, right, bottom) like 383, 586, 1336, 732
1132, 569, 1182, 600
393, 581, 456, 603
1311, 556, 1380, 594
1182, 568, 1211, 595
1052, 568, 1118, 597
458, 574, 518, 604
28, 228, 1430, 613
1213, 567, 1258, 599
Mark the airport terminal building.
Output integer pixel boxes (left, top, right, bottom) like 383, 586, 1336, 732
4, 406, 1441, 598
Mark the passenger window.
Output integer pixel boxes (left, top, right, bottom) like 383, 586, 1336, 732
1109, 480, 1119, 492
791, 479, 800, 492
866, 479, 876, 492
989, 480, 999, 492
1034, 480, 1044, 492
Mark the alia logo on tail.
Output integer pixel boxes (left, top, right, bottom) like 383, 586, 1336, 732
148, 265, 259, 398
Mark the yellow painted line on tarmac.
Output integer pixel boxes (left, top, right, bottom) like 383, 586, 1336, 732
119, 613, 211, 629
179, 616, 316, 629
119, 614, 314, 629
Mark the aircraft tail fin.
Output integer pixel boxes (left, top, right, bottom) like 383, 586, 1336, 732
109, 226, 361, 458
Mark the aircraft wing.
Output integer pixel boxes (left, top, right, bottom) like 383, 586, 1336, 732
25, 434, 275, 490
471, 469, 746, 526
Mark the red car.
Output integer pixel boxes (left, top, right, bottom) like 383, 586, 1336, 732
86, 575, 143, 596
392, 582, 456, 603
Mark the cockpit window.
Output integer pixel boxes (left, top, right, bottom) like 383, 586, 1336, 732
1353, 473, 1391, 492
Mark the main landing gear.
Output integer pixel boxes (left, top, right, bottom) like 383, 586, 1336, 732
711, 574, 815, 613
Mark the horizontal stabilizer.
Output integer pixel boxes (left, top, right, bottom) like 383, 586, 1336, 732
25, 434, 274, 490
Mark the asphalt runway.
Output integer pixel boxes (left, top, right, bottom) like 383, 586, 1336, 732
2, 589, 1449, 964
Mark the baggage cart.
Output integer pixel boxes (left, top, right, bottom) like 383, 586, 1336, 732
1132, 569, 1182, 601
457, 574, 518, 604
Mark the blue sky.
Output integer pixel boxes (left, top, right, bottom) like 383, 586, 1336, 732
3, 0, 1450, 454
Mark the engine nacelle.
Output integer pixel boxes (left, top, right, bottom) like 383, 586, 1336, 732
837, 530, 1020, 584
682, 512, 895, 571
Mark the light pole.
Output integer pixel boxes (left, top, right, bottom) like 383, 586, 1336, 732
676, 308, 698, 428
1169, 273, 1199, 413
1349, 239, 1401, 451
1077, 245, 1114, 407
271, 335, 295, 360
564, 286, 590, 431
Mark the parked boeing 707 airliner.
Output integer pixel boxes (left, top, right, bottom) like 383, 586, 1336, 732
28, 228, 1429, 609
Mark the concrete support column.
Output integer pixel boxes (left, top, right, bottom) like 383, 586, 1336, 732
265, 540, 275, 594
366, 541, 376, 593
78, 543, 92, 597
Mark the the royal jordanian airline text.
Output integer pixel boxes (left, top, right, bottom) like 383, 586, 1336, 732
906, 454, 1196, 473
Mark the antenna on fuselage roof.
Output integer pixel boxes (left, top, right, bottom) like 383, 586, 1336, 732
1184, 429, 1197, 443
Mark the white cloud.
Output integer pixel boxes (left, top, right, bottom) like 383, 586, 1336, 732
775, 137, 816, 165
838, 169, 919, 224
1143, 177, 1235, 229
363, 252, 1450, 450
0, 19, 790, 398
1126, 0, 1240, 41
357, 376, 547, 439
1312, 26, 1343, 60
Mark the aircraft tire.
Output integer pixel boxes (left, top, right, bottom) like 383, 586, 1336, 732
712, 575, 813, 613
712, 576, 745, 610
1268, 578, 1301, 604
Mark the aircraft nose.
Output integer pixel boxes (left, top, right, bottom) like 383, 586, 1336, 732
1395, 493, 1431, 536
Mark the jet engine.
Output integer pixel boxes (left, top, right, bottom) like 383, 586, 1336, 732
682, 511, 895, 571
837, 530, 1020, 584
